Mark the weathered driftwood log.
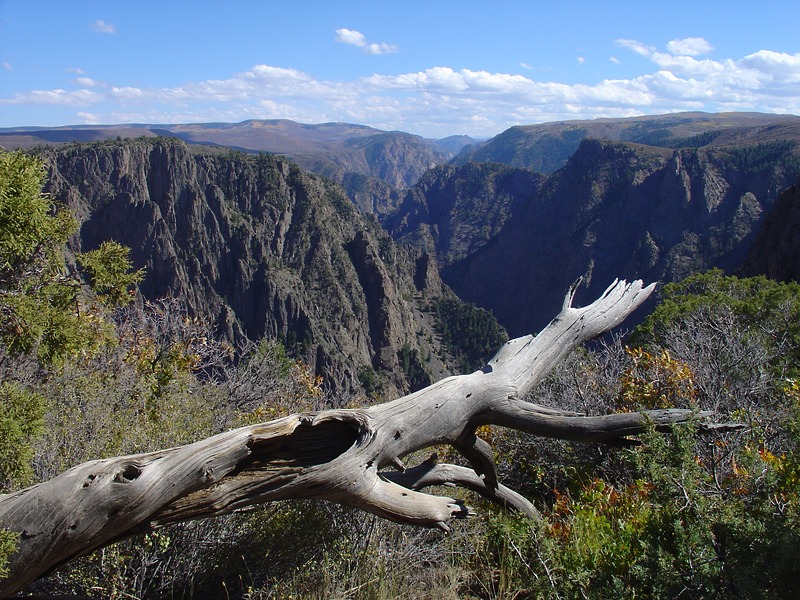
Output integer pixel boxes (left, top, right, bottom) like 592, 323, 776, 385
0, 279, 721, 596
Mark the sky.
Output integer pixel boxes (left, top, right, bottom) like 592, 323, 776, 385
1, 0, 799, 139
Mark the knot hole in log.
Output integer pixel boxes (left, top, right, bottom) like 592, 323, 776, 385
114, 464, 143, 483
239, 416, 363, 471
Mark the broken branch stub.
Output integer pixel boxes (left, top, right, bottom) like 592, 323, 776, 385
1, 279, 716, 596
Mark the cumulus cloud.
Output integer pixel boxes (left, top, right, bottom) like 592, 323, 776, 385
740, 50, 800, 83
666, 37, 714, 56
90, 20, 116, 34
619, 38, 800, 91
335, 28, 397, 54
4, 37, 800, 138
335, 28, 366, 47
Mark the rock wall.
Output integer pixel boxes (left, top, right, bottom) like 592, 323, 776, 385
41, 138, 449, 396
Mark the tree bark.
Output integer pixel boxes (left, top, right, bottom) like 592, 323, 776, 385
0, 279, 719, 596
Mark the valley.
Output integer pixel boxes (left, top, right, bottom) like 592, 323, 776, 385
3, 111, 800, 382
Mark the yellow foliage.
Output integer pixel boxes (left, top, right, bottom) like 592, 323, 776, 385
618, 347, 696, 411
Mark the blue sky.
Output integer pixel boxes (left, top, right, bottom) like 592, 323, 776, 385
1, 1, 799, 138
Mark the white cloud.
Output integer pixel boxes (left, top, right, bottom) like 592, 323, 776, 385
335, 28, 397, 54
618, 39, 800, 96
577, 56, 586, 66
666, 37, 714, 56
111, 86, 146, 100
615, 39, 655, 57
76, 112, 101, 124
75, 77, 99, 87
0, 88, 102, 106
2, 62, 12, 71
335, 28, 366, 47
367, 67, 535, 94
90, 20, 116, 34
609, 57, 620, 65
4, 38, 800, 139
740, 50, 800, 83
364, 42, 398, 55
520, 62, 533, 70
649, 53, 729, 77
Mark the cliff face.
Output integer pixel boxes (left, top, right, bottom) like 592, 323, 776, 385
40, 138, 449, 396
296, 132, 453, 220
2, 120, 457, 221
741, 183, 800, 282
395, 138, 800, 336
30, 120, 800, 393
385, 162, 544, 268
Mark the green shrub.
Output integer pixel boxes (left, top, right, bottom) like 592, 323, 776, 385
0, 382, 45, 490
0, 528, 18, 581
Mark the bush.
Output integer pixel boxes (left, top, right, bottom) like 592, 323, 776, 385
472, 271, 800, 598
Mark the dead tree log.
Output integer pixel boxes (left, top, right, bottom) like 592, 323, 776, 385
0, 279, 722, 596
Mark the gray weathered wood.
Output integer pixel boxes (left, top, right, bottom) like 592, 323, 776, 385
0, 279, 716, 596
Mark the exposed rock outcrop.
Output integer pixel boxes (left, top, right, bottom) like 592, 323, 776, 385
40, 138, 451, 396
741, 183, 800, 282
394, 137, 800, 336
385, 162, 544, 268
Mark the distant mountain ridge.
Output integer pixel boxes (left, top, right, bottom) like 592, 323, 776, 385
0, 119, 475, 193
453, 112, 800, 174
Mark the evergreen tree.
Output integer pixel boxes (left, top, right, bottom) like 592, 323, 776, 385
0, 150, 142, 573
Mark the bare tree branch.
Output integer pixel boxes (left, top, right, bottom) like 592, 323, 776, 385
0, 279, 729, 597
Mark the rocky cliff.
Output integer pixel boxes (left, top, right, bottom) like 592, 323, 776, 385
741, 183, 800, 282
39, 138, 453, 397
395, 137, 800, 336
385, 162, 544, 268
3, 120, 463, 218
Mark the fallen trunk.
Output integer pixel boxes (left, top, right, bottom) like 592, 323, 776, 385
0, 279, 725, 596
